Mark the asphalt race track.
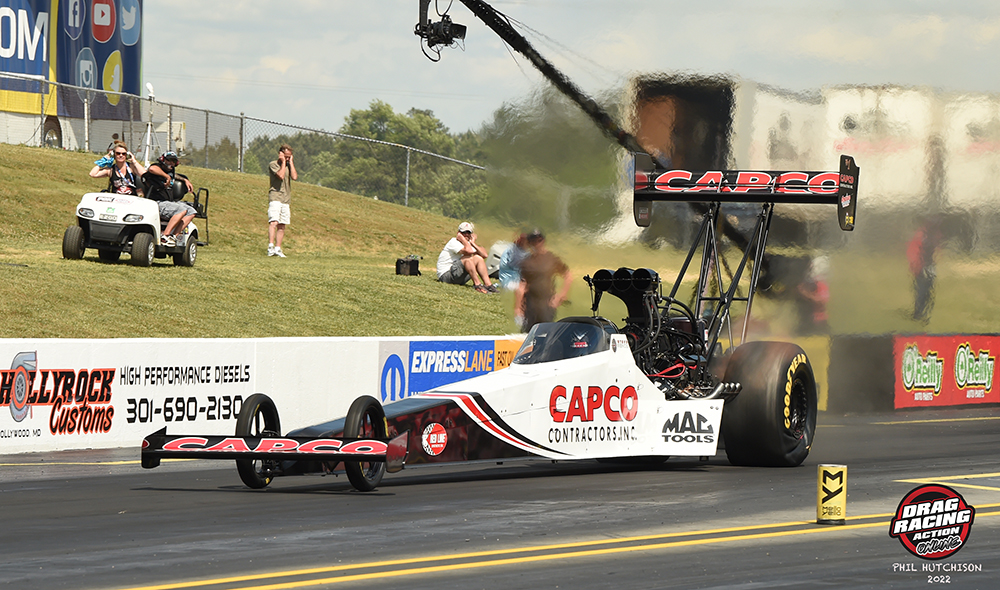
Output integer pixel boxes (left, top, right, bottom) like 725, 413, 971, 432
3, 407, 1000, 590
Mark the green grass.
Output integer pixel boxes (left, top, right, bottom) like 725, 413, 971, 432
0, 144, 514, 338
2, 143, 997, 340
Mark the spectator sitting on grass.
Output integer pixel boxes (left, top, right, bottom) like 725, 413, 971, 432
436, 222, 497, 294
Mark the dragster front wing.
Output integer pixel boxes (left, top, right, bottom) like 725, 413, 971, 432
140, 428, 409, 473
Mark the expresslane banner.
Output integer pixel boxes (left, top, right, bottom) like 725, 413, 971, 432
377, 337, 522, 403
0, 335, 523, 454
894, 335, 998, 409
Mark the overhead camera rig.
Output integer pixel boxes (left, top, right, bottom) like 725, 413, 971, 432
415, 0, 467, 49
413, 0, 643, 152
415, 0, 467, 59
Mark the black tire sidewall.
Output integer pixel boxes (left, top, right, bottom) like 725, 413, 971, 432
235, 393, 280, 489
344, 396, 387, 491
173, 238, 196, 266
131, 233, 154, 267
235, 393, 281, 437
721, 342, 817, 467
63, 226, 84, 259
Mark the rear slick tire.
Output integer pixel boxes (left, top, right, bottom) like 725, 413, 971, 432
721, 341, 817, 467
344, 395, 387, 492
235, 394, 281, 489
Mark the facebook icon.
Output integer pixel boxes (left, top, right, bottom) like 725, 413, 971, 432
63, 0, 86, 41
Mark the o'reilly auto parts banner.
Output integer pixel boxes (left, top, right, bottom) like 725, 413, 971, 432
895, 335, 998, 409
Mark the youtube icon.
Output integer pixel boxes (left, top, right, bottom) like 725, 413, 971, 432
92, 0, 116, 43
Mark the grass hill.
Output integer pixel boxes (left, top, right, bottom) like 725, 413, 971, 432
0, 144, 667, 339
1, 144, 516, 338
2, 143, 991, 341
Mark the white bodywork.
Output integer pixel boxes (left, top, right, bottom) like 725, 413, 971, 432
423, 333, 723, 460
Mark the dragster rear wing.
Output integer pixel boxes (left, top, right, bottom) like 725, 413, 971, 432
633, 153, 859, 231
140, 428, 409, 473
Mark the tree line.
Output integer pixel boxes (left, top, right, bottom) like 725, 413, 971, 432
186, 92, 623, 231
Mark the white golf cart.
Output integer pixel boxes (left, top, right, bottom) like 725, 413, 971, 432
62, 188, 209, 267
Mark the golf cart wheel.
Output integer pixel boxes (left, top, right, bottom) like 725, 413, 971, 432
173, 236, 196, 266
130, 233, 155, 267
344, 395, 388, 492
721, 342, 817, 467
235, 394, 281, 489
62, 226, 85, 259
98, 249, 121, 262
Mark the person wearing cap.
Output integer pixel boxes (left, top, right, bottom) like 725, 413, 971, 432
267, 144, 297, 258
142, 152, 196, 247
436, 222, 497, 293
519, 230, 572, 331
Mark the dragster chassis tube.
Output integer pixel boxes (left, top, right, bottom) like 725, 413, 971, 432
140, 428, 409, 473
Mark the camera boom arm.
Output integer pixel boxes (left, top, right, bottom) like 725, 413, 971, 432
416, 0, 643, 154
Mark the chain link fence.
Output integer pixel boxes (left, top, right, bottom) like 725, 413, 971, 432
1, 72, 485, 213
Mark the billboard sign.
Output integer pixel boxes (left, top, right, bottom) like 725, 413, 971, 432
894, 335, 999, 408
1, 0, 141, 115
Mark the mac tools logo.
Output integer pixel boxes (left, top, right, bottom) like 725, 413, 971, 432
889, 484, 975, 560
662, 411, 714, 443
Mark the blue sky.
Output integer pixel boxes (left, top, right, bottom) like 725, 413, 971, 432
144, 1, 1000, 134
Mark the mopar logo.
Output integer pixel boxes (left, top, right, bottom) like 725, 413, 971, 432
662, 411, 714, 442
380, 354, 406, 403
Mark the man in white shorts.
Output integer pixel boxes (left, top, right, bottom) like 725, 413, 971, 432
267, 144, 297, 257
436, 222, 497, 293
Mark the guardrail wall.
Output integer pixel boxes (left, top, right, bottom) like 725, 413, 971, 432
0, 335, 524, 454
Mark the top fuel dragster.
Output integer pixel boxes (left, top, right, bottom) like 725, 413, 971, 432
142, 0, 859, 492
142, 152, 859, 491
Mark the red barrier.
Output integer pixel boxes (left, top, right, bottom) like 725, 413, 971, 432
894, 335, 998, 409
